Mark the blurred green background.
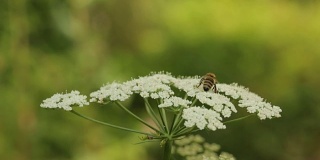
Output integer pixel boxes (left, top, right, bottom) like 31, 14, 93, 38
1, 0, 320, 160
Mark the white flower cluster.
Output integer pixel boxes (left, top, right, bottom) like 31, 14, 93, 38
182, 107, 226, 131
175, 134, 205, 146
90, 73, 175, 102
217, 152, 236, 160
40, 90, 89, 111
173, 77, 200, 97
218, 83, 282, 120
89, 83, 133, 102
40, 72, 281, 134
174, 135, 236, 160
195, 92, 237, 118
87, 72, 281, 131
158, 96, 191, 108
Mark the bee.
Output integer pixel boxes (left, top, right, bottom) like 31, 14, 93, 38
197, 73, 218, 93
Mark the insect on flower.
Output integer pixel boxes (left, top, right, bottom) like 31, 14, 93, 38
197, 73, 218, 93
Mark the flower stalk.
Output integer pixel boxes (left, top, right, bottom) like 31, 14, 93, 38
163, 139, 173, 160
70, 110, 151, 136
115, 101, 162, 134
144, 98, 163, 130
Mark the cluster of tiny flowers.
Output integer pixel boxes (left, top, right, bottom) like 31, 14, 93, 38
90, 73, 175, 102
38, 72, 276, 131
40, 90, 89, 111
218, 152, 236, 160
158, 96, 192, 108
195, 92, 237, 118
182, 106, 226, 131
87, 73, 282, 131
217, 83, 282, 120
89, 82, 133, 102
174, 135, 236, 160
172, 77, 200, 97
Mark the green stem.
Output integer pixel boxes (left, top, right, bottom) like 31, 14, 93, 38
70, 110, 150, 135
183, 93, 188, 99
172, 125, 194, 136
144, 98, 164, 131
169, 114, 177, 133
173, 128, 199, 138
190, 97, 198, 107
172, 126, 187, 135
161, 108, 169, 133
115, 101, 162, 134
158, 107, 167, 132
163, 139, 173, 160
223, 114, 255, 124
171, 111, 184, 132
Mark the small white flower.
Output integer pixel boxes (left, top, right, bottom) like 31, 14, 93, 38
182, 106, 225, 131
204, 143, 220, 152
172, 77, 200, 97
175, 135, 205, 146
218, 83, 282, 120
195, 92, 237, 118
90, 73, 175, 103
193, 134, 205, 143
176, 142, 203, 156
219, 152, 236, 160
158, 96, 192, 108
90, 82, 133, 102
127, 74, 175, 99
40, 90, 89, 111
174, 135, 235, 160
140, 91, 149, 98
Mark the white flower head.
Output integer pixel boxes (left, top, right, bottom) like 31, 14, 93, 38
218, 152, 236, 160
90, 82, 133, 103
40, 90, 89, 111
175, 135, 205, 146
174, 135, 235, 160
172, 77, 200, 97
195, 92, 237, 118
182, 106, 225, 131
218, 83, 282, 120
158, 96, 192, 108
90, 73, 175, 103
89, 72, 281, 131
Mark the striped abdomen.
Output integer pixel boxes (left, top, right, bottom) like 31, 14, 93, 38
199, 73, 218, 93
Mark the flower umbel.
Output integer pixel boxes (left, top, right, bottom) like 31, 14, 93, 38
40, 90, 89, 111
89, 72, 282, 132
174, 134, 236, 160
41, 72, 282, 160
182, 106, 225, 131
218, 83, 282, 120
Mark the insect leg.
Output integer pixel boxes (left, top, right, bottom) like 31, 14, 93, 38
213, 83, 217, 93
197, 77, 204, 87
